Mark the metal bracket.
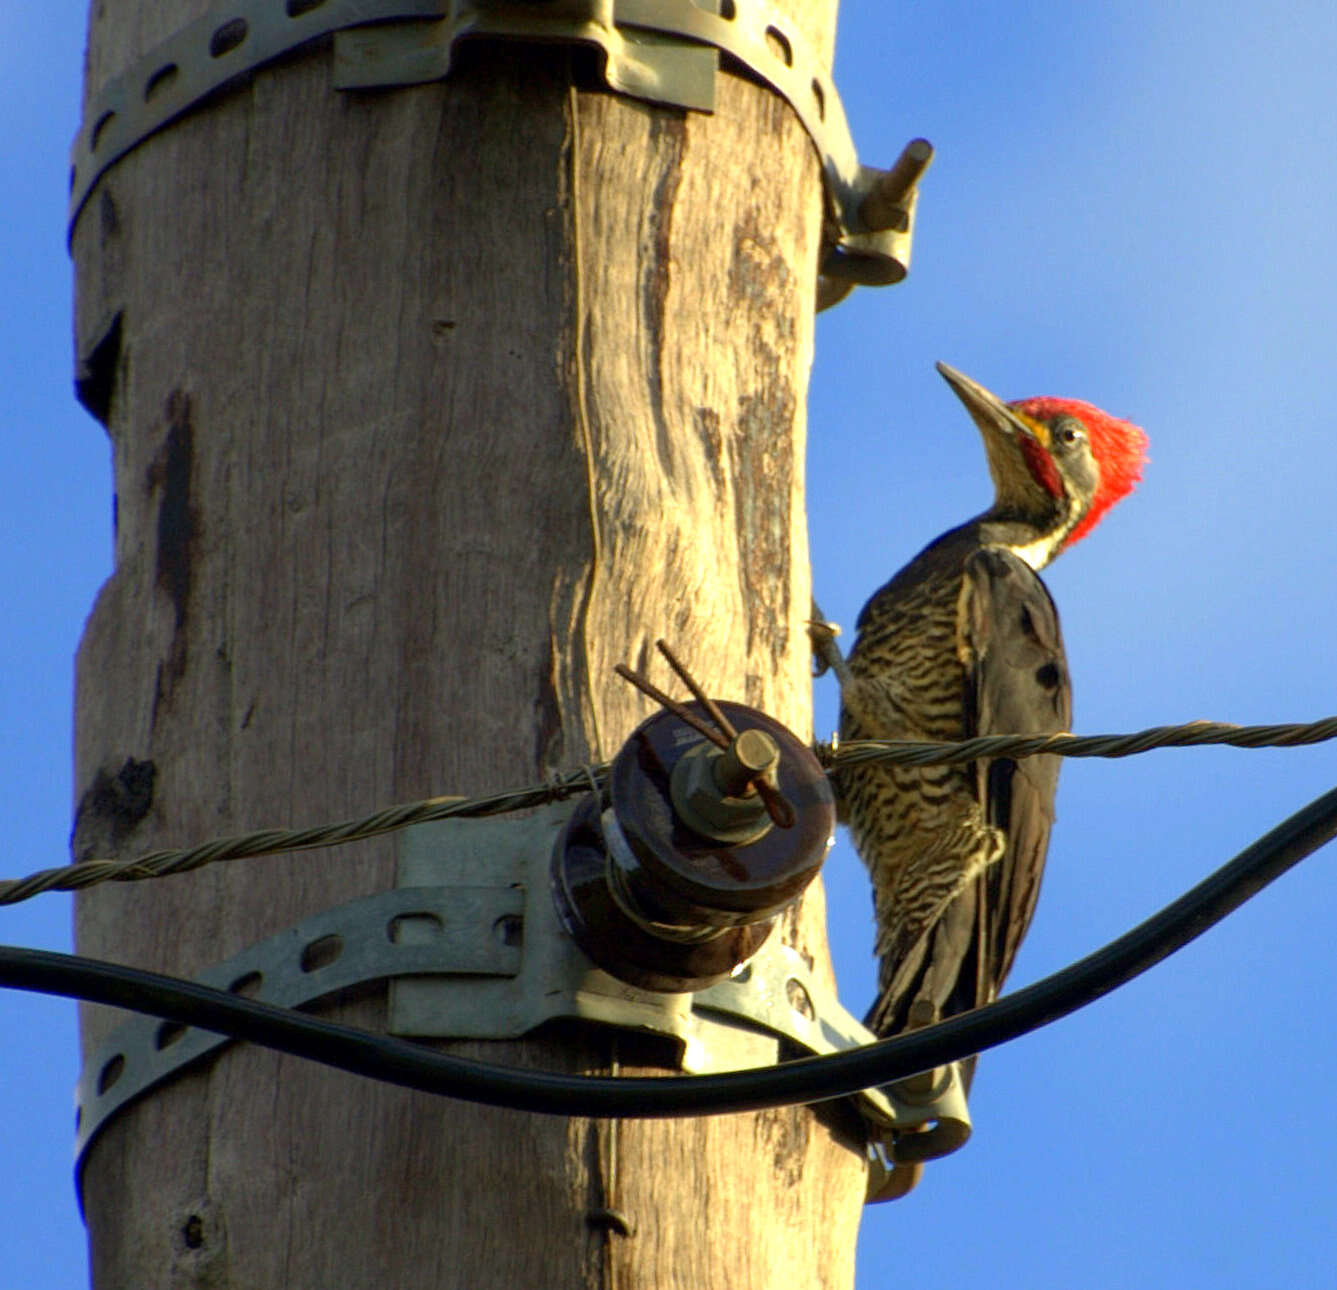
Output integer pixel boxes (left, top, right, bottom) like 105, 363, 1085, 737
336, 1, 720, 112
69, 0, 924, 304
394, 803, 969, 1201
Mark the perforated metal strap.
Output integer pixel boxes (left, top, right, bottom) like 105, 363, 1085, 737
69, 0, 918, 294
72, 882, 524, 1195
70, 0, 438, 232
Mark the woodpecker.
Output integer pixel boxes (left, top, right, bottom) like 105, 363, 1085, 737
827, 361, 1147, 1054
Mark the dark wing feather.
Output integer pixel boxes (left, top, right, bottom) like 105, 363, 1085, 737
959, 546, 1070, 1007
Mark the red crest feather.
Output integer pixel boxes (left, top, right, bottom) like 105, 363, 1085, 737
1012, 396, 1149, 546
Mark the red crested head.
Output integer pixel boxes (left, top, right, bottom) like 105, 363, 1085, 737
1010, 396, 1149, 549
936, 362, 1148, 567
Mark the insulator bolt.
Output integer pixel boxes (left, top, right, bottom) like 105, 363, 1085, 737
712, 728, 780, 798
670, 733, 780, 846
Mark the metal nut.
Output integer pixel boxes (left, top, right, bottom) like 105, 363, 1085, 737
670, 740, 773, 845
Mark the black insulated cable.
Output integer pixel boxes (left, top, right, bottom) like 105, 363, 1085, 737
3, 783, 1335, 1119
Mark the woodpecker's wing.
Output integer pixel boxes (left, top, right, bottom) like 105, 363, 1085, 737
860, 546, 1070, 1046
957, 546, 1070, 1003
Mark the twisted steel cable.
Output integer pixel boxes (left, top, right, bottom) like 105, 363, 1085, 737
3, 715, 1334, 909
820, 715, 1337, 771
0, 766, 608, 907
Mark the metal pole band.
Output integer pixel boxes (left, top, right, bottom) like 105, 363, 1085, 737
69, 0, 925, 303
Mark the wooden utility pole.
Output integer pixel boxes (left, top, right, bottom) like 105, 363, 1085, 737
70, 1, 864, 1285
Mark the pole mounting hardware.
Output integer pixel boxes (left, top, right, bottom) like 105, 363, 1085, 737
69, 0, 931, 307
393, 803, 972, 1202
72, 804, 971, 1206
552, 639, 829, 990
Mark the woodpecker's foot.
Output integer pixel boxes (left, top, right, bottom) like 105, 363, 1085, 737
808, 602, 845, 679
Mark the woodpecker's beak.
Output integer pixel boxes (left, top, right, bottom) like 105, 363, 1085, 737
935, 361, 1048, 448
936, 361, 1057, 513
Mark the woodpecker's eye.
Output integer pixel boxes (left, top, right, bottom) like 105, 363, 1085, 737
1055, 418, 1086, 448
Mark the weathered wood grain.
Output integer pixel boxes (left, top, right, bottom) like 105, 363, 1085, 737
71, 2, 863, 1285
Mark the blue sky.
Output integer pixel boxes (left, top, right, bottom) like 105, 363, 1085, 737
3, 3, 1335, 1286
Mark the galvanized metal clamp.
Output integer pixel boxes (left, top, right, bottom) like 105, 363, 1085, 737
69, 0, 931, 306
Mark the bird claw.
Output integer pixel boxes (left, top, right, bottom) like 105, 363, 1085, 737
807, 603, 844, 679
